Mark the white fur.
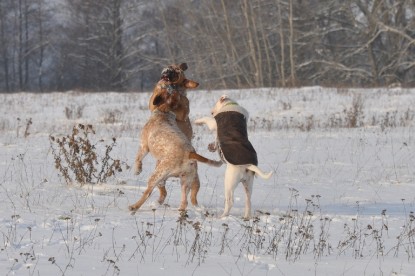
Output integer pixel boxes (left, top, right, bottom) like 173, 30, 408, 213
195, 95, 273, 219
194, 116, 217, 131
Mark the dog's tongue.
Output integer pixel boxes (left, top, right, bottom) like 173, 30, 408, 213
161, 75, 170, 81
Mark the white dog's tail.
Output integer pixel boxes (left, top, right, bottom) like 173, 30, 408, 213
247, 165, 273, 179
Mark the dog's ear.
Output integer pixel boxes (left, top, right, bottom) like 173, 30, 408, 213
153, 90, 180, 111
179, 63, 188, 71
153, 94, 164, 107
184, 79, 199, 89
153, 93, 171, 112
220, 95, 229, 103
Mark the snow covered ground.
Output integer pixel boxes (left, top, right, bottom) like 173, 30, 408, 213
1, 87, 415, 275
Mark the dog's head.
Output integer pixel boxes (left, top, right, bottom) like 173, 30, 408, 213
152, 82, 181, 113
211, 95, 238, 116
160, 63, 199, 89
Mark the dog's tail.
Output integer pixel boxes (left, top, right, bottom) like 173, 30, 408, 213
189, 152, 222, 167
247, 165, 273, 179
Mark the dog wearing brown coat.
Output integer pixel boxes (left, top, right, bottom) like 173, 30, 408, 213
148, 63, 202, 207
195, 95, 272, 219
129, 86, 222, 212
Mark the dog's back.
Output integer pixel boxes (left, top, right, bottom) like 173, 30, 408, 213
141, 110, 194, 162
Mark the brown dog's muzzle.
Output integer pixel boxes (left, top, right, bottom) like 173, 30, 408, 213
161, 67, 183, 83
161, 67, 175, 81
161, 63, 189, 84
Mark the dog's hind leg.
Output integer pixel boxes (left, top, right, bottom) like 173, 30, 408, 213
152, 160, 168, 205
129, 167, 168, 211
134, 142, 149, 175
179, 172, 195, 211
221, 166, 240, 218
158, 186, 167, 205
190, 163, 200, 206
242, 171, 255, 219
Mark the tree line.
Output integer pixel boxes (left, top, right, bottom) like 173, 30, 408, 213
0, 0, 413, 93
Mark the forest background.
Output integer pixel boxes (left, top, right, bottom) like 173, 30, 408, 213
0, 0, 414, 93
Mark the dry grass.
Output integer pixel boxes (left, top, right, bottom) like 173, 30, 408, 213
49, 124, 129, 185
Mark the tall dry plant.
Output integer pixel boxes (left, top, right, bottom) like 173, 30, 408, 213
49, 124, 128, 185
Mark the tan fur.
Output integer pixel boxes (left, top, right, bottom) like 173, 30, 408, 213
148, 63, 201, 206
149, 63, 199, 139
129, 89, 222, 212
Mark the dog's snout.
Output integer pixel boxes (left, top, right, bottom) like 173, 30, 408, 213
161, 69, 172, 80
166, 70, 174, 79
161, 67, 178, 82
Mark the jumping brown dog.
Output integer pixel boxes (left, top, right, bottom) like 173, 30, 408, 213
148, 63, 202, 206
129, 87, 222, 212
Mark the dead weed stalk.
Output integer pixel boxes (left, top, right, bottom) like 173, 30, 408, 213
49, 124, 129, 185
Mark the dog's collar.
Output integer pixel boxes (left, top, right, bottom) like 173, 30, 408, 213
214, 101, 249, 119
224, 101, 238, 107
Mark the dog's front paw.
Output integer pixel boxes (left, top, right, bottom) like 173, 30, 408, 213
194, 118, 204, 125
208, 142, 217, 152
128, 205, 137, 211
194, 117, 217, 131
134, 169, 142, 175
220, 212, 229, 219
134, 162, 143, 175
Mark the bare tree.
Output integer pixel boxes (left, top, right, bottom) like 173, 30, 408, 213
276, 0, 286, 86
288, 0, 296, 86
0, 0, 51, 92
0, 0, 413, 92
0, 1, 11, 91
63, 0, 126, 91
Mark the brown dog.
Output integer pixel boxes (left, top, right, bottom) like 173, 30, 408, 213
148, 63, 202, 206
149, 63, 198, 139
129, 88, 222, 212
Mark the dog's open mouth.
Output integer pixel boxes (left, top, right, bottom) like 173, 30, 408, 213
161, 67, 180, 82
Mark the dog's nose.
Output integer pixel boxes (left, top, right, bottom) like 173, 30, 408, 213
161, 68, 175, 81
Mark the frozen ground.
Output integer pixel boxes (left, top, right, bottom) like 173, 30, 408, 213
0, 87, 415, 275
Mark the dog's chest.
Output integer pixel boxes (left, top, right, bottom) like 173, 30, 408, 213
174, 95, 189, 121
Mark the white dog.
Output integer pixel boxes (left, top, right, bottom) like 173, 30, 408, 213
195, 95, 272, 219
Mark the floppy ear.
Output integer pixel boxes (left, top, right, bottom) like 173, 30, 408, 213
153, 94, 164, 106
179, 63, 188, 71
220, 95, 228, 103
184, 79, 199, 89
